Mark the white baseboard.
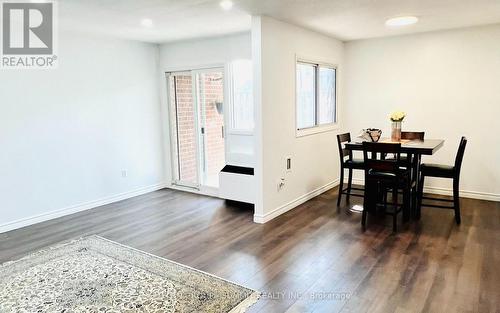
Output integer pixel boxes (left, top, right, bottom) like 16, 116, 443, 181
422, 186, 500, 202
0, 182, 167, 234
253, 179, 340, 224
351, 178, 500, 202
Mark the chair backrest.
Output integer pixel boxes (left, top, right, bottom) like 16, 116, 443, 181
337, 133, 352, 163
362, 142, 402, 174
402, 131, 425, 140
454, 136, 467, 174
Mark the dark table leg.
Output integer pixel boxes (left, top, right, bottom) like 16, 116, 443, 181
411, 153, 422, 219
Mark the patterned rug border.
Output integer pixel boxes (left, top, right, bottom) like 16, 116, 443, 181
94, 236, 261, 313
1, 235, 261, 313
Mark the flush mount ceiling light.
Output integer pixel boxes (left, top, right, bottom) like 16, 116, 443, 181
385, 16, 418, 27
220, 0, 233, 11
141, 18, 153, 28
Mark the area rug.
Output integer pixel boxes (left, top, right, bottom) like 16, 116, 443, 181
0, 236, 259, 312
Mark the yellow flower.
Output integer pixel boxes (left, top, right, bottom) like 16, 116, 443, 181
390, 111, 406, 122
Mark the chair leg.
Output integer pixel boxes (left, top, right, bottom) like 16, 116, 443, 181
392, 187, 398, 232
337, 168, 344, 207
362, 180, 370, 230
403, 184, 410, 222
383, 188, 388, 212
346, 169, 353, 202
361, 207, 367, 231
410, 184, 417, 219
361, 192, 366, 230
417, 174, 425, 220
453, 178, 461, 225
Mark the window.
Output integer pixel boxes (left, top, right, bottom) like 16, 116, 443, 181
230, 59, 254, 132
296, 63, 316, 129
296, 61, 337, 131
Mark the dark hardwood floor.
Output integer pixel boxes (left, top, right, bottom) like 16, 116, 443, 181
1, 187, 499, 313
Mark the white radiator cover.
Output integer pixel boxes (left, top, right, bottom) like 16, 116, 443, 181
219, 172, 256, 204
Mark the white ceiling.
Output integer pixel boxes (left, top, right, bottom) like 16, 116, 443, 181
59, 0, 500, 43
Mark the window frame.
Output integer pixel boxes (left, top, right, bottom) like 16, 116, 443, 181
295, 57, 339, 137
227, 59, 254, 136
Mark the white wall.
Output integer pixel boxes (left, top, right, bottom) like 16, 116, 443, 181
0, 31, 164, 232
159, 32, 251, 70
344, 25, 500, 200
3, 20, 497, 232
158, 33, 254, 181
253, 16, 344, 222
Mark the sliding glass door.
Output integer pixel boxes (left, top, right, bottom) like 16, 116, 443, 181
195, 69, 226, 187
167, 68, 225, 189
168, 71, 200, 188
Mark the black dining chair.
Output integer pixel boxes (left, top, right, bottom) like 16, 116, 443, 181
362, 142, 412, 232
337, 133, 364, 206
402, 131, 425, 141
401, 131, 425, 164
386, 131, 425, 162
417, 137, 467, 224
385, 131, 425, 212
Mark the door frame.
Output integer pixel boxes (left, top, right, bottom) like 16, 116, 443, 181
192, 67, 226, 187
166, 70, 201, 189
164, 64, 228, 192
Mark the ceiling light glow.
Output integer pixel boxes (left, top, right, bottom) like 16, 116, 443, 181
220, 0, 233, 11
385, 16, 418, 27
141, 18, 153, 28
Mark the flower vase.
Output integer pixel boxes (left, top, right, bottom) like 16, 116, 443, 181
391, 121, 402, 142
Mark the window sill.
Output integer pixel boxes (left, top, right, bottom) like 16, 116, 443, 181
296, 123, 340, 138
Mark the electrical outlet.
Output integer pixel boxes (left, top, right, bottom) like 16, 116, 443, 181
121, 170, 128, 178
277, 178, 285, 191
286, 157, 292, 172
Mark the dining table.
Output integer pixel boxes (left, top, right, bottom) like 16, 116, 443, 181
344, 138, 445, 218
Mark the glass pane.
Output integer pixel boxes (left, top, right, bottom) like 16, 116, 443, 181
170, 74, 198, 185
231, 60, 254, 131
319, 67, 336, 124
198, 71, 225, 188
296, 63, 316, 129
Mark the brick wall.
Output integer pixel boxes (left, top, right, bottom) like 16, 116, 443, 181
201, 73, 225, 180
172, 75, 197, 183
